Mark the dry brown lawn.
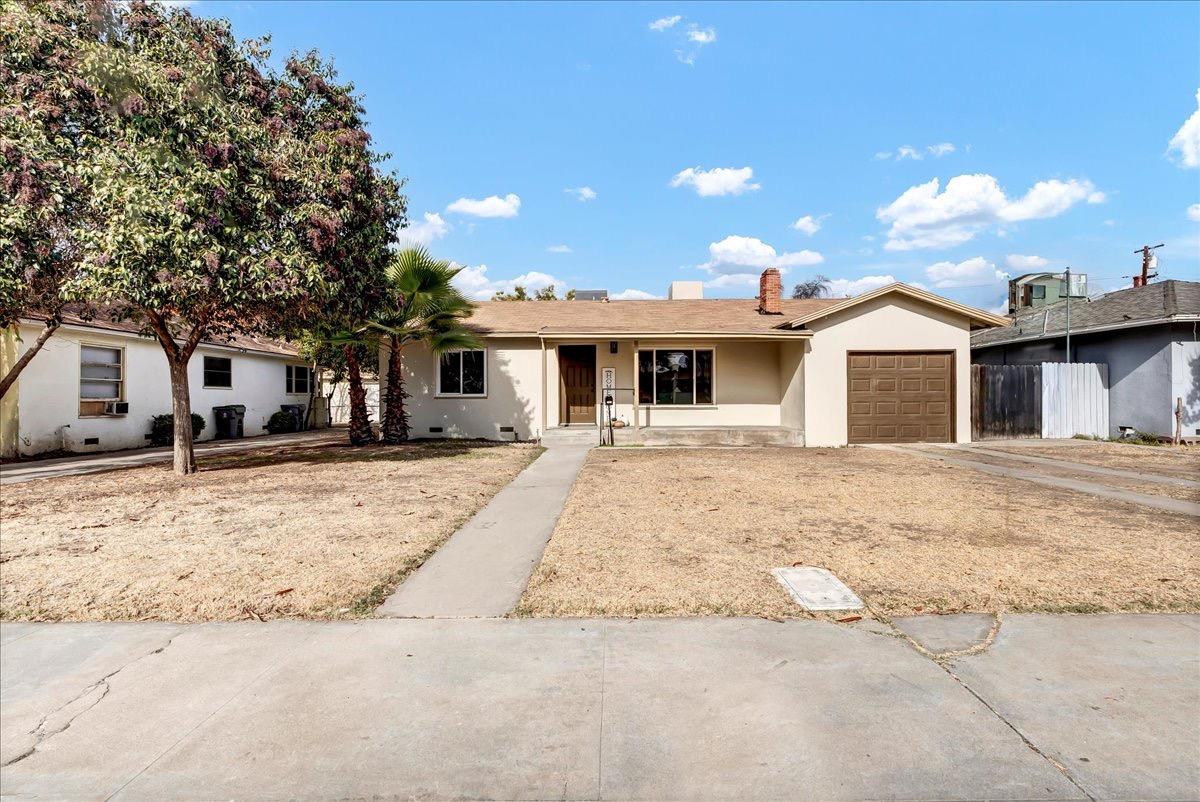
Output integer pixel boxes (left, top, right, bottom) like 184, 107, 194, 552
986, 441, 1200, 482
1, 439, 540, 621
517, 447, 1199, 619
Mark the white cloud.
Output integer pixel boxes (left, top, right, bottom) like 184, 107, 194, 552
452, 264, 562, 300
565, 186, 597, 202
445, 193, 521, 219
397, 211, 449, 247
698, 234, 823, 288
673, 22, 716, 65
876, 143, 956, 162
610, 288, 661, 300
671, 166, 760, 197
546, 244, 572, 254
826, 275, 901, 296
877, 174, 1103, 251
1188, 203, 1200, 222
1168, 89, 1200, 168
790, 214, 826, 236
648, 14, 681, 31
687, 26, 716, 44
924, 256, 1008, 289
1006, 254, 1049, 271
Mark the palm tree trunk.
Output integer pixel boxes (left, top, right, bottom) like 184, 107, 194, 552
344, 344, 373, 446
380, 335, 410, 444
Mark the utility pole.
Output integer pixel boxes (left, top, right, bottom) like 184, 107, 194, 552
1064, 267, 1071, 364
1133, 243, 1164, 287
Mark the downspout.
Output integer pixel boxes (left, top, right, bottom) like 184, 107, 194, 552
632, 338, 641, 444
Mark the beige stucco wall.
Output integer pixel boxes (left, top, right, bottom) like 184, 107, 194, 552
801, 294, 973, 447
388, 337, 546, 440
778, 340, 805, 434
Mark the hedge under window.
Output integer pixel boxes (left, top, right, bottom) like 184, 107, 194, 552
637, 349, 713, 405
438, 350, 486, 396
203, 356, 232, 388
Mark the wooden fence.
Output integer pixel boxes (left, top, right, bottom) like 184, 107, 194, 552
971, 364, 1041, 440
971, 362, 1108, 440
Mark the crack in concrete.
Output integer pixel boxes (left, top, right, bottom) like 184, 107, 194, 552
1, 629, 183, 768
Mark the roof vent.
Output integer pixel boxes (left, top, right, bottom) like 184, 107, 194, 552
668, 281, 704, 300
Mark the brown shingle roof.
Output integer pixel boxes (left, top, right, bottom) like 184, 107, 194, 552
22, 308, 299, 358
463, 298, 844, 336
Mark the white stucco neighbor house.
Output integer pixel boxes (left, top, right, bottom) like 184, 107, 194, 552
1, 310, 316, 457
382, 269, 1009, 447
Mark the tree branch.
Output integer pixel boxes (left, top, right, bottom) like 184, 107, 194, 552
0, 318, 60, 400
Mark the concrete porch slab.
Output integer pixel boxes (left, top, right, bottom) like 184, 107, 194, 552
611, 425, 804, 447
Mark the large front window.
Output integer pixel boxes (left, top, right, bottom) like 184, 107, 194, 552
438, 349, 486, 396
637, 349, 713, 405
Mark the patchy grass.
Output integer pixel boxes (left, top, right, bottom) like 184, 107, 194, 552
1, 439, 541, 622
517, 447, 1199, 620
986, 441, 1200, 482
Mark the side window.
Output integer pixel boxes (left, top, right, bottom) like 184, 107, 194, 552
437, 350, 487, 396
286, 365, 312, 394
203, 356, 232, 388
79, 344, 124, 416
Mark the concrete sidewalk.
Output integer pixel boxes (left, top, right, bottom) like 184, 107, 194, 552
0, 429, 344, 485
1, 615, 1196, 800
377, 441, 592, 618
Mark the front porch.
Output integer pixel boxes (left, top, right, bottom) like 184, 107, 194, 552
541, 424, 803, 447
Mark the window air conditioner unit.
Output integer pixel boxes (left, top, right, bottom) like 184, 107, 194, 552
105, 401, 129, 415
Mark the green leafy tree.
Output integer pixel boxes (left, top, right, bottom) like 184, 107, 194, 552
493, 284, 575, 301
0, 1, 108, 398
492, 284, 530, 301
369, 247, 480, 444
297, 326, 378, 442
63, 1, 402, 472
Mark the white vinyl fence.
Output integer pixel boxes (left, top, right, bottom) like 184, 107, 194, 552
1041, 362, 1109, 439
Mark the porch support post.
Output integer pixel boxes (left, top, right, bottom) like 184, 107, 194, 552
539, 336, 547, 437
632, 338, 641, 443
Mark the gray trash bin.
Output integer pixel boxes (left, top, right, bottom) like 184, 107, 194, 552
213, 405, 246, 439
279, 403, 306, 432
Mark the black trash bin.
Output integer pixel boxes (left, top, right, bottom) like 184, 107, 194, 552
212, 405, 246, 439
279, 403, 306, 432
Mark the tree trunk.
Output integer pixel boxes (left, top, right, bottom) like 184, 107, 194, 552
305, 360, 319, 430
167, 357, 198, 475
344, 344, 373, 446
380, 336, 410, 444
0, 318, 59, 400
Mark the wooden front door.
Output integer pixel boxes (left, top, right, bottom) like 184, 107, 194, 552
559, 345, 596, 425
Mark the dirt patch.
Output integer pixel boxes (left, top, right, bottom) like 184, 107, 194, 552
986, 441, 1200, 481
517, 447, 1199, 619
1, 440, 541, 621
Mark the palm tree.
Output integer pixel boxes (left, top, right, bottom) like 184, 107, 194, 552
369, 247, 480, 444
792, 275, 831, 299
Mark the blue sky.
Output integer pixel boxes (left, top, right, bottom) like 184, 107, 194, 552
198, 1, 1199, 309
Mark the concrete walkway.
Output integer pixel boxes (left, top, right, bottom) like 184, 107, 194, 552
1, 615, 1196, 800
881, 444, 1200, 516
944, 443, 1200, 489
377, 440, 592, 618
0, 429, 343, 485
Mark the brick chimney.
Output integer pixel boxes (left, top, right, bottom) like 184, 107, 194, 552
758, 268, 783, 314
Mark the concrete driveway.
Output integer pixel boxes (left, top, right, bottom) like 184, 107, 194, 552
2, 614, 1196, 800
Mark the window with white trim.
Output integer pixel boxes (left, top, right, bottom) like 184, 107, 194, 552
80, 345, 124, 401
286, 364, 312, 395
637, 349, 714, 405
438, 349, 486, 396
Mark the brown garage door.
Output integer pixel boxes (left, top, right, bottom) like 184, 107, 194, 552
847, 352, 953, 444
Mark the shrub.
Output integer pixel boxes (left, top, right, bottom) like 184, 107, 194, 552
149, 413, 206, 447
267, 409, 297, 435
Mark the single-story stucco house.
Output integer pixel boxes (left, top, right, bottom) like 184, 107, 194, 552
1, 310, 316, 457
382, 269, 1009, 447
972, 279, 1200, 440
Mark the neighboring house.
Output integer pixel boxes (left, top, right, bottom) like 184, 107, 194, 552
381, 269, 1008, 446
972, 279, 1200, 439
0, 311, 316, 457
1007, 271, 1088, 314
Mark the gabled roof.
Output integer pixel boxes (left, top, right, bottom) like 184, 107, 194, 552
461, 298, 842, 337
781, 283, 1011, 331
971, 279, 1200, 349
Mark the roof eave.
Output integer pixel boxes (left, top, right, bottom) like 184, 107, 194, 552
780, 283, 1011, 330
971, 314, 1200, 349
